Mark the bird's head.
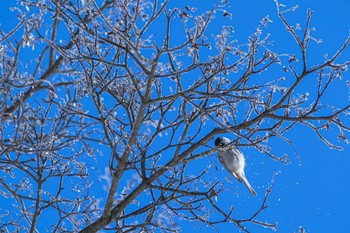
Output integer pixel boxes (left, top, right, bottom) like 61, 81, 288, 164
214, 137, 231, 147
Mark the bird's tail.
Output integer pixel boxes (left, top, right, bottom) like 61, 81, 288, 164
241, 175, 257, 196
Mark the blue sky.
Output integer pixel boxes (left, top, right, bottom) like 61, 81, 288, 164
1, 0, 350, 232
172, 0, 350, 232
235, 1, 349, 233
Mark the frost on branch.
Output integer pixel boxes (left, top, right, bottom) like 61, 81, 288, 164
0, 0, 350, 232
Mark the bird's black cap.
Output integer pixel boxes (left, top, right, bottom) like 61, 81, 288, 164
214, 137, 222, 147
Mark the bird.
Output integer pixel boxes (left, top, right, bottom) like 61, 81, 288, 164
215, 137, 257, 196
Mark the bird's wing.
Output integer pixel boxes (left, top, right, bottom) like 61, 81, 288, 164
218, 152, 230, 169
227, 147, 240, 162
227, 148, 245, 182
218, 154, 224, 163
230, 171, 240, 181
219, 150, 241, 181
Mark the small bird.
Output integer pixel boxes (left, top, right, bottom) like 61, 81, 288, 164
215, 137, 257, 196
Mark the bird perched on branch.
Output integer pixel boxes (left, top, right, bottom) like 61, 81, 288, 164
215, 137, 257, 196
